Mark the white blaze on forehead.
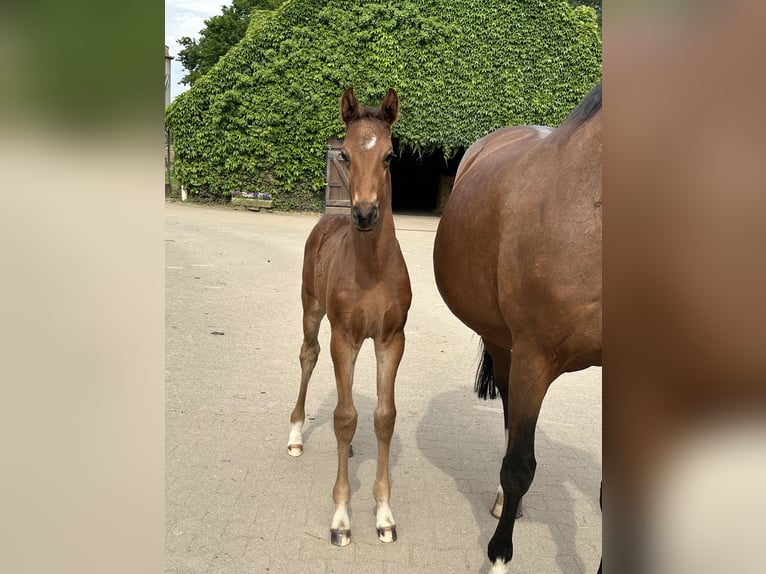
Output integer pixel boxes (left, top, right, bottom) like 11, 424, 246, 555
362, 134, 377, 150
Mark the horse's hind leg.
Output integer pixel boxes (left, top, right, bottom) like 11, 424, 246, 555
329, 326, 361, 546
372, 330, 405, 543
597, 481, 602, 574
287, 298, 324, 456
481, 339, 522, 520
488, 344, 551, 573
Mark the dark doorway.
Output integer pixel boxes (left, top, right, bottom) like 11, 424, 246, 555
390, 143, 463, 213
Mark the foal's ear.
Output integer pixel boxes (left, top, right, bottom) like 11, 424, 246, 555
340, 87, 360, 124
379, 88, 399, 127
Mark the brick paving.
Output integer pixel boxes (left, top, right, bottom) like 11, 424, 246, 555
166, 202, 602, 573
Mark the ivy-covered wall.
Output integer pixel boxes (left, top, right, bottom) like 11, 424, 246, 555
166, 0, 602, 210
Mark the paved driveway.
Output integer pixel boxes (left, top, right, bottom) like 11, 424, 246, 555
166, 201, 601, 573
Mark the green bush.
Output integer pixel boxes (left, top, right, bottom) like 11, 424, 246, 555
166, 0, 601, 210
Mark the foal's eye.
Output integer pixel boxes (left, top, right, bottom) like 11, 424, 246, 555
383, 151, 395, 165
340, 150, 350, 164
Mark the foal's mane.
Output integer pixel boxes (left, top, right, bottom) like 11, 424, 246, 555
356, 107, 391, 123
559, 81, 602, 137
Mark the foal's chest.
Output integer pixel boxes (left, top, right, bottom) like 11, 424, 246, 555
328, 277, 410, 340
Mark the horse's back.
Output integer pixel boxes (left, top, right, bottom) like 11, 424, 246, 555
454, 126, 553, 190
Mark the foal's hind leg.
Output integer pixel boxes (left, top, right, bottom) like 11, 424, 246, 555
488, 344, 552, 573
287, 298, 324, 456
372, 330, 405, 543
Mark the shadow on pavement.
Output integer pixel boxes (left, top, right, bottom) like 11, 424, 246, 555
417, 389, 600, 574
294, 385, 402, 511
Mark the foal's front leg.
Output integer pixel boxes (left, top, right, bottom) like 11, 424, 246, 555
372, 330, 405, 543
287, 300, 324, 456
329, 327, 360, 546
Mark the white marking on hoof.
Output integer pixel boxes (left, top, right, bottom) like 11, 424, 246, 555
330, 504, 351, 546
491, 485, 504, 519
287, 421, 303, 456
489, 558, 509, 574
287, 444, 303, 457
362, 135, 377, 150
377, 525, 397, 543
375, 501, 396, 542
491, 429, 509, 518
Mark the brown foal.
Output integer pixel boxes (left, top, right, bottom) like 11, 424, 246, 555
287, 88, 412, 546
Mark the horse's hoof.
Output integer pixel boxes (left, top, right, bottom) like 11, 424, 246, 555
330, 528, 351, 546
490, 497, 522, 519
491, 498, 503, 519
377, 526, 397, 543
287, 444, 303, 457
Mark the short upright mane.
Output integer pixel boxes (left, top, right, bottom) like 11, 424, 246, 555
560, 81, 602, 134
357, 107, 391, 122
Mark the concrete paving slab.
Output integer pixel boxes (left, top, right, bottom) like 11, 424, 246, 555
166, 202, 601, 573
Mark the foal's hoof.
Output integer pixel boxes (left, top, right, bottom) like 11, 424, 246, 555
330, 529, 351, 546
287, 444, 303, 457
377, 526, 397, 543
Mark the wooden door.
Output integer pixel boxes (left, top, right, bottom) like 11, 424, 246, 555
325, 138, 350, 214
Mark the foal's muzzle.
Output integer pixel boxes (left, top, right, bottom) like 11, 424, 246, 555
352, 202, 379, 232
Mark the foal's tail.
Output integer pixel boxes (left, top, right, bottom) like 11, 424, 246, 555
474, 344, 497, 400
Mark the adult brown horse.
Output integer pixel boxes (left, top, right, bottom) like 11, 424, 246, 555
287, 88, 412, 547
433, 81, 602, 573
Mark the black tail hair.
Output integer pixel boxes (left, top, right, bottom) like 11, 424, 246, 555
474, 345, 497, 400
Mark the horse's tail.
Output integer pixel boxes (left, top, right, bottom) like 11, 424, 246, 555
474, 344, 497, 400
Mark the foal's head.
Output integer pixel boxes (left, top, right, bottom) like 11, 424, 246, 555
339, 88, 399, 232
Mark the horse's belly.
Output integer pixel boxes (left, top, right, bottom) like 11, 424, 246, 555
434, 214, 511, 347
